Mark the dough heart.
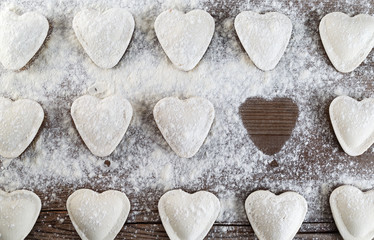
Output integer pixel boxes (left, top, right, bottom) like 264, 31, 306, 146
0, 97, 44, 159
154, 9, 215, 71
320, 12, 374, 73
0, 190, 41, 240
153, 97, 214, 158
71, 95, 133, 157
245, 190, 307, 240
329, 95, 374, 156
235, 11, 292, 71
158, 189, 220, 240
0, 10, 48, 70
330, 185, 374, 240
67, 189, 130, 240
73, 8, 135, 69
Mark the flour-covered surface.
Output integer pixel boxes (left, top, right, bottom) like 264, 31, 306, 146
155, 9, 215, 71
245, 191, 308, 240
330, 185, 374, 240
66, 189, 130, 239
154, 97, 215, 158
234, 11, 292, 71
0, 9, 48, 70
158, 189, 220, 239
72, 8, 135, 69
71, 95, 133, 157
0, 0, 373, 238
330, 96, 374, 156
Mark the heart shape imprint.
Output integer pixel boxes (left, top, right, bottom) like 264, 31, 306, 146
67, 189, 131, 240
154, 9, 215, 71
239, 98, 298, 155
320, 12, 374, 73
235, 11, 292, 71
71, 94, 133, 157
73, 8, 135, 69
330, 185, 374, 240
158, 189, 220, 240
0, 10, 48, 70
153, 97, 214, 158
0, 97, 44, 159
329, 95, 374, 156
245, 190, 308, 240
0, 190, 41, 240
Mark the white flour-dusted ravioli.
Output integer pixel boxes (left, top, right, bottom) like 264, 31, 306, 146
71, 94, 133, 157
0, 97, 44, 159
329, 95, 374, 156
245, 190, 307, 240
0, 10, 48, 70
330, 185, 374, 240
158, 189, 220, 240
153, 97, 214, 158
320, 12, 374, 73
67, 189, 130, 240
154, 9, 215, 71
0, 190, 41, 240
73, 8, 135, 68
235, 11, 292, 71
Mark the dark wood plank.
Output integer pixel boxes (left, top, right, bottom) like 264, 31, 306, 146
27, 211, 342, 239
240, 97, 299, 155
240, 98, 299, 135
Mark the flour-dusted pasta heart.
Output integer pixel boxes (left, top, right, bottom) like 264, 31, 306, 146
154, 9, 215, 71
67, 189, 130, 240
245, 190, 308, 240
153, 97, 214, 158
73, 8, 135, 69
71, 94, 133, 157
0, 10, 48, 70
0, 190, 41, 240
235, 11, 292, 71
158, 189, 220, 240
329, 95, 374, 156
320, 12, 374, 73
330, 185, 374, 240
0, 97, 44, 159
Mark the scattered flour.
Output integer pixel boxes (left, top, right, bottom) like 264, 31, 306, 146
0, 0, 373, 229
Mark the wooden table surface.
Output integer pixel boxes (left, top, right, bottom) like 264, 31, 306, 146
27, 99, 344, 239
15, 0, 374, 239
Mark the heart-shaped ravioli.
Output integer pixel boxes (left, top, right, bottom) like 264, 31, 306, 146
71, 94, 133, 157
330, 185, 374, 240
245, 190, 307, 240
0, 10, 48, 70
67, 189, 130, 240
153, 97, 214, 158
154, 9, 215, 71
329, 95, 374, 156
73, 8, 135, 69
0, 190, 41, 240
158, 189, 220, 240
235, 11, 292, 71
320, 12, 374, 73
0, 97, 44, 159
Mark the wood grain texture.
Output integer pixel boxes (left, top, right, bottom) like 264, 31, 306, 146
239, 98, 298, 155
27, 211, 343, 239
12, 0, 374, 239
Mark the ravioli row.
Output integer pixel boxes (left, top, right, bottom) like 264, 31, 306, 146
0, 8, 372, 72
1, 93, 372, 159
1, 185, 369, 240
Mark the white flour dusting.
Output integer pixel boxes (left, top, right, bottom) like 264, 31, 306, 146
0, 0, 373, 228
